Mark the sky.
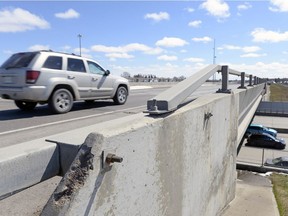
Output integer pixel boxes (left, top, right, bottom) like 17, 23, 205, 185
0, 0, 288, 79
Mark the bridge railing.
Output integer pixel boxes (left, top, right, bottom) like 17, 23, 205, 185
146, 64, 262, 115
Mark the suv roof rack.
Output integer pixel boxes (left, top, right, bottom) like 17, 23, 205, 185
39, 50, 81, 57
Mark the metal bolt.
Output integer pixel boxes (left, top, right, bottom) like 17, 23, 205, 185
106, 153, 123, 164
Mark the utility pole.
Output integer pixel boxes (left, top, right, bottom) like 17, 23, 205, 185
213, 38, 216, 81
78, 34, 82, 56
213, 38, 216, 64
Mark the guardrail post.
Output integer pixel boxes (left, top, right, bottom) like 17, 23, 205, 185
238, 72, 247, 89
248, 75, 253, 86
216, 65, 231, 93
254, 76, 257, 85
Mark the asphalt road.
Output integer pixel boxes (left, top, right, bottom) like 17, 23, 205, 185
0, 83, 223, 148
238, 133, 288, 166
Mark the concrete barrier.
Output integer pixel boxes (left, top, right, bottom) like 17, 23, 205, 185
0, 83, 265, 215
0, 140, 59, 199
42, 92, 239, 216
0, 130, 85, 199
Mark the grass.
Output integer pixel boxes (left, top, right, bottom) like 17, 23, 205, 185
270, 173, 288, 216
269, 84, 288, 102
266, 84, 288, 215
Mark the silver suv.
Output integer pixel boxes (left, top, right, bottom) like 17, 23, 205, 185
0, 50, 129, 114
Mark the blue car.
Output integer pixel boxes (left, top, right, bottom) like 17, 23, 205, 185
245, 123, 277, 137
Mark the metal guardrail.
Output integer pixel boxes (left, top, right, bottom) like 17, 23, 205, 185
146, 64, 263, 115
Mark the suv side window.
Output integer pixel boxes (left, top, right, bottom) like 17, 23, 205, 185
87, 61, 105, 75
67, 58, 86, 72
42, 56, 62, 70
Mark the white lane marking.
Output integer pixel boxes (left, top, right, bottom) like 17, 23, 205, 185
0, 105, 146, 136
130, 86, 152, 90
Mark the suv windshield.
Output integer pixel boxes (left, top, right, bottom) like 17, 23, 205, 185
1, 52, 37, 69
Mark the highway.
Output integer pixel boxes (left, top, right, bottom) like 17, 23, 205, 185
0, 82, 223, 148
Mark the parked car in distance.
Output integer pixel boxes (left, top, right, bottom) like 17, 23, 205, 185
0, 50, 130, 114
245, 123, 277, 138
246, 133, 286, 150
265, 156, 288, 169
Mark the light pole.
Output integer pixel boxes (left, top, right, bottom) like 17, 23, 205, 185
78, 34, 82, 56
212, 38, 216, 82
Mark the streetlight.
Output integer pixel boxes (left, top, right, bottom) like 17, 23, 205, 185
78, 34, 82, 56
212, 38, 216, 82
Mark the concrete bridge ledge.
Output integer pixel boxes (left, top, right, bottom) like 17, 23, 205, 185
0, 140, 59, 199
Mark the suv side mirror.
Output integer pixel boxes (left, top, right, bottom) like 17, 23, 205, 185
104, 70, 110, 76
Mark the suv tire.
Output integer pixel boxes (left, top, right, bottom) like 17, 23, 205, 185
49, 88, 73, 114
14, 100, 37, 111
113, 86, 128, 105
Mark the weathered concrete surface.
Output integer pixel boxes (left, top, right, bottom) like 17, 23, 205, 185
0, 140, 59, 199
0, 127, 87, 198
42, 91, 239, 216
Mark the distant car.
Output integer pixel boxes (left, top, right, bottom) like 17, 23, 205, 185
245, 124, 277, 138
265, 157, 288, 169
246, 133, 286, 150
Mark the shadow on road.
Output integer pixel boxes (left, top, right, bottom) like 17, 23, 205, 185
0, 100, 117, 121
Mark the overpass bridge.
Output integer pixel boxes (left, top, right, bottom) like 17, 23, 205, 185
0, 65, 266, 215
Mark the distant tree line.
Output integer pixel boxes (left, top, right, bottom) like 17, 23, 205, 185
121, 71, 186, 82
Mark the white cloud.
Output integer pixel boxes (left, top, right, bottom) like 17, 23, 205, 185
220, 45, 241, 50
242, 46, 261, 53
124, 43, 151, 52
251, 28, 288, 43
144, 12, 169, 22
191, 36, 212, 43
157, 55, 178, 61
55, 9, 80, 19
73, 47, 90, 54
106, 53, 134, 60
240, 53, 267, 58
0, 8, 50, 32
184, 57, 205, 63
91, 45, 121, 53
28, 44, 50, 51
144, 47, 164, 55
185, 7, 195, 13
91, 43, 163, 55
238, 2, 252, 10
228, 62, 288, 78
200, 0, 230, 19
269, 0, 288, 12
220, 44, 261, 52
188, 20, 202, 28
156, 37, 188, 47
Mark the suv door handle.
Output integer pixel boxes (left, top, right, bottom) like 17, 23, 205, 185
92, 77, 98, 81
68, 75, 75, 79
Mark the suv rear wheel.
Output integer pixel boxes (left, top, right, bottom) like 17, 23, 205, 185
49, 88, 73, 114
14, 100, 37, 111
113, 86, 128, 105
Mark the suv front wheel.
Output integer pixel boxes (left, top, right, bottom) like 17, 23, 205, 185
113, 86, 128, 105
14, 100, 37, 111
49, 88, 73, 114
